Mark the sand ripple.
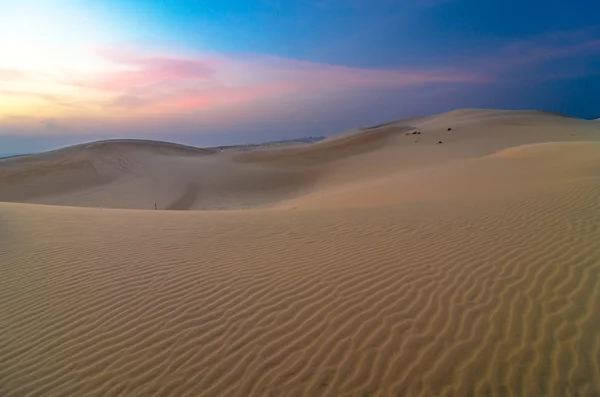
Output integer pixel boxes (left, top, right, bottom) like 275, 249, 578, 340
2, 179, 600, 396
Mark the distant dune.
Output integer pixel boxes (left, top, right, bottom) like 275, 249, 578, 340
1, 109, 598, 210
2, 109, 600, 397
0, 153, 27, 160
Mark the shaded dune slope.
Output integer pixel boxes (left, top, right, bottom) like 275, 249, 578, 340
0, 139, 320, 210
0, 139, 213, 203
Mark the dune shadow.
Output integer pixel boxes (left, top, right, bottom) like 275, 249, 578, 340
166, 184, 200, 210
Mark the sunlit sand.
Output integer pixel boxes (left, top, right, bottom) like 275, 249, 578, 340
2, 109, 600, 396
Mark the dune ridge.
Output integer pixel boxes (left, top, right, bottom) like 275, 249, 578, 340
2, 109, 600, 396
1, 109, 599, 210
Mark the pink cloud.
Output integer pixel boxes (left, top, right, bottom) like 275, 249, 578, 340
76, 56, 216, 91
96, 50, 486, 90
110, 81, 294, 112
162, 82, 294, 111
5, 26, 596, 122
65, 29, 595, 118
81, 49, 485, 114
0, 68, 23, 80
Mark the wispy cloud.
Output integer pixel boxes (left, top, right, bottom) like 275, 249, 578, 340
78, 50, 218, 91
2, 25, 599, 137
50, 49, 486, 114
0, 68, 24, 80
472, 26, 600, 78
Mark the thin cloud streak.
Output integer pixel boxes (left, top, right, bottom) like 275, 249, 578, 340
0, 68, 24, 80
472, 27, 600, 77
101, 51, 486, 113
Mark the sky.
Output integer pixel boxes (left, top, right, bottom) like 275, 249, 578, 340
1, 0, 599, 152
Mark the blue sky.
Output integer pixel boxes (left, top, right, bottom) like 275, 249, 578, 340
0, 0, 599, 152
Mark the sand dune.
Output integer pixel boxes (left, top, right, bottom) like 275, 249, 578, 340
2, 109, 600, 396
1, 109, 599, 210
276, 141, 600, 210
0, 139, 320, 210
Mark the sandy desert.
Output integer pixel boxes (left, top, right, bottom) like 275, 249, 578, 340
2, 109, 600, 397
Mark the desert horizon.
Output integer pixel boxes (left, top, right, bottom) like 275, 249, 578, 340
2, 108, 600, 396
2, 0, 600, 395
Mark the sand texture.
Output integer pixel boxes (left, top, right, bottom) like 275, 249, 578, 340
2, 109, 600, 396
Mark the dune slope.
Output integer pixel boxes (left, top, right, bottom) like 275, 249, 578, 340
1, 109, 599, 210
2, 109, 600, 397
2, 177, 600, 396
0, 139, 320, 210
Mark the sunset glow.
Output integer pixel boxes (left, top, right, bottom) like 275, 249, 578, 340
1, 0, 599, 151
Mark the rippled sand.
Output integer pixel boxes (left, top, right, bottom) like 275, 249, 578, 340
2, 109, 600, 396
